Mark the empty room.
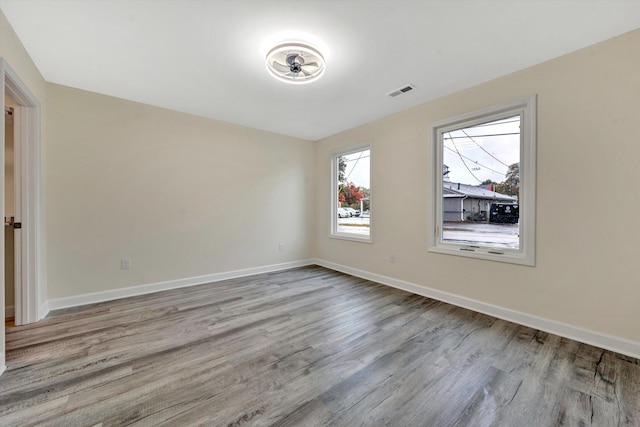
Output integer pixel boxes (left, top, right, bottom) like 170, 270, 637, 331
0, 1, 639, 425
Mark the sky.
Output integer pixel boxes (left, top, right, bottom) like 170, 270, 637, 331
443, 115, 520, 185
342, 149, 370, 189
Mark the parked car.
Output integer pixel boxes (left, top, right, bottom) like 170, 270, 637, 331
344, 207, 359, 217
337, 208, 350, 218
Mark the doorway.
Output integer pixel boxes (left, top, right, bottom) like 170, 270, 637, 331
1, 58, 42, 375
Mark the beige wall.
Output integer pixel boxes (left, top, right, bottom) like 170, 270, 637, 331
46, 84, 315, 299
0, 13, 47, 100
315, 29, 640, 343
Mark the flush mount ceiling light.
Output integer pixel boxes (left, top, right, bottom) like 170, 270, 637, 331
265, 42, 325, 84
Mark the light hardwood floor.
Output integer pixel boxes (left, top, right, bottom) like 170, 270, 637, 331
1, 266, 639, 426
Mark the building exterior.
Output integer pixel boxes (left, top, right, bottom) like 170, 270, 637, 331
443, 181, 517, 222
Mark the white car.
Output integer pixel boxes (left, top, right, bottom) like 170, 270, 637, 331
337, 208, 350, 218
344, 207, 358, 217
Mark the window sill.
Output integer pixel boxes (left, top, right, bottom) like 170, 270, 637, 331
429, 245, 534, 266
329, 233, 373, 244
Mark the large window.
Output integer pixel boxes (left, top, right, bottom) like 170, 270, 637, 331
331, 144, 371, 242
429, 96, 536, 265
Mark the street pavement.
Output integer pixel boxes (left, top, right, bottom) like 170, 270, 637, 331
443, 222, 519, 248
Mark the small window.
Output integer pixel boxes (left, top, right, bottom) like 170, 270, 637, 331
331, 144, 371, 242
429, 96, 536, 265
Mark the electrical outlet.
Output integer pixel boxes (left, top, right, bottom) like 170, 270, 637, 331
389, 254, 396, 264
121, 258, 131, 269
278, 243, 285, 252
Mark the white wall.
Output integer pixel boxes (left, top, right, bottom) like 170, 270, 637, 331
45, 84, 315, 299
315, 29, 640, 347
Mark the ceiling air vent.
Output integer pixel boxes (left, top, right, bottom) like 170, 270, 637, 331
387, 84, 416, 98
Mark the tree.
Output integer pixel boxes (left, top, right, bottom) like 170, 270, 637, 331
340, 182, 364, 207
494, 162, 519, 198
338, 156, 347, 185
337, 156, 348, 204
480, 179, 497, 191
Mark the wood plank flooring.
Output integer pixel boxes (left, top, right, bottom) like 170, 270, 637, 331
0, 265, 638, 426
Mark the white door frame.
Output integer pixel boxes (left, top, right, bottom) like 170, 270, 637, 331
1, 58, 43, 329
11, 105, 23, 323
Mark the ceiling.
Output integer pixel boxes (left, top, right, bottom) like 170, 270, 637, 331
1, 1, 640, 141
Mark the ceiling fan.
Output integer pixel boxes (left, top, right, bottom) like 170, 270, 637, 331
265, 42, 325, 84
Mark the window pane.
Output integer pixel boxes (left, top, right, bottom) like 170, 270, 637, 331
442, 115, 520, 249
336, 149, 370, 237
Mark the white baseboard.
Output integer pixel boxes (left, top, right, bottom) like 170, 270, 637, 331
313, 258, 640, 359
42, 257, 640, 359
48, 259, 314, 311
4, 306, 14, 318
39, 301, 50, 321
4, 303, 50, 323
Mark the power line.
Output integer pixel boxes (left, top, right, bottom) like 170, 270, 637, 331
459, 129, 511, 167
344, 151, 368, 182
443, 146, 506, 177
448, 132, 483, 184
444, 116, 519, 184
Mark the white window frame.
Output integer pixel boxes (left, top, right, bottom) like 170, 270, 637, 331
428, 96, 536, 266
330, 143, 372, 243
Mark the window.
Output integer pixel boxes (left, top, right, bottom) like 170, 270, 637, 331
429, 96, 536, 265
331, 144, 371, 242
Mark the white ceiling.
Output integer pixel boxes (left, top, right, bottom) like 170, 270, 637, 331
2, 1, 640, 141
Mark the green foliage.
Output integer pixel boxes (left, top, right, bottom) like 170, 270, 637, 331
337, 156, 348, 204
494, 163, 520, 198
338, 156, 347, 184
